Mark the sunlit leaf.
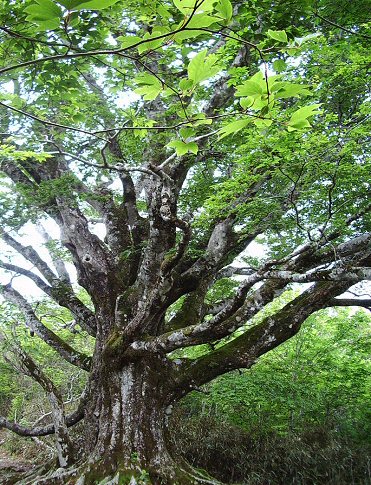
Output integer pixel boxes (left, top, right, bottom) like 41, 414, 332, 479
68, 0, 120, 10
216, 0, 233, 20
219, 118, 250, 139
188, 49, 220, 85
267, 29, 288, 43
167, 140, 198, 156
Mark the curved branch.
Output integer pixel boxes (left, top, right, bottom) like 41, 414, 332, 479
0, 404, 85, 437
175, 279, 353, 393
1, 285, 91, 371
0, 260, 52, 294
0, 229, 58, 285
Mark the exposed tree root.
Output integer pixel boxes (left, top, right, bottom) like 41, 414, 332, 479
2, 458, 224, 485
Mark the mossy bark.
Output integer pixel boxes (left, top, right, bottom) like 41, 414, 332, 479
61, 354, 219, 484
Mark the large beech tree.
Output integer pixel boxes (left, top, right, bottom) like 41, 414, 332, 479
0, 0, 370, 483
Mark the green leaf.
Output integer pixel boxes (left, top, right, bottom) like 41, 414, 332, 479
137, 29, 167, 54
69, 0, 120, 10
273, 59, 287, 73
290, 104, 323, 122
191, 113, 213, 125
186, 14, 219, 28
253, 117, 273, 128
267, 29, 288, 43
173, 0, 197, 14
186, 141, 199, 154
26, 18, 61, 30
287, 104, 322, 131
25, 0, 62, 29
235, 80, 263, 97
240, 97, 254, 109
271, 82, 311, 98
25, 0, 62, 18
167, 140, 198, 156
119, 36, 142, 49
56, 0, 86, 9
219, 119, 250, 139
173, 0, 216, 14
287, 119, 311, 131
179, 127, 196, 139
188, 49, 220, 85
134, 73, 163, 101
216, 0, 233, 20
179, 78, 194, 91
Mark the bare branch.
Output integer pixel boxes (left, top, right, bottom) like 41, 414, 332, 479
1, 284, 91, 371
0, 401, 85, 437
328, 298, 371, 310
0, 229, 58, 285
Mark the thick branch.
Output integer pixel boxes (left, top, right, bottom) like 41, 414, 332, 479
0, 229, 58, 285
37, 224, 71, 283
328, 298, 371, 310
7, 345, 75, 466
0, 401, 85, 437
175, 279, 353, 392
0, 260, 52, 294
1, 285, 91, 370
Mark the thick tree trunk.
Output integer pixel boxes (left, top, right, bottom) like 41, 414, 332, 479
72, 352, 217, 484
86, 357, 172, 473
11, 355, 219, 485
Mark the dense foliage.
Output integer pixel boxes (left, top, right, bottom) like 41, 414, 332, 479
0, 0, 370, 483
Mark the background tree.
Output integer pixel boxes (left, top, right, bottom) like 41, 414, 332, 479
0, 0, 370, 483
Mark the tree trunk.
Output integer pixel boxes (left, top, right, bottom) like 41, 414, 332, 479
72, 352, 217, 484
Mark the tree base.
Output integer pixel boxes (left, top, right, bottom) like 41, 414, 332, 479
4, 458, 223, 485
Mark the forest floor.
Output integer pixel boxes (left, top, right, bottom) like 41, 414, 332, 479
0, 431, 34, 477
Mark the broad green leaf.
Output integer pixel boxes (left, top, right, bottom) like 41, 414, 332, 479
70, 0, 120, 10
167, 140, 198, 156
134, 73, 163, 101
253, 118, 273, 128
119, 36, 142, 49
287, 104, 322, 130
173, 0, 197, 14
26, 18, 61, 30
186, 141, 198, 154
188, 49, 220, 85
25, 0, 62, 19
157, 5, 171, 18
198, 0, 218, 11
179, 78, 194, 91
134, 86, 162, 102
271, 82, 311, 98
173, 0, 216, 14
66, 11, 80, 26
174, 29, 204, 42
183, 13, 220, 28
267, 29, 288, 43
240, 97, 254, 109
179, 127, 196, 139
25, 0, 62, 28
56, 0, 86, 9
249, 96, 271, 111
287, 119, 311, 131
138, 29, 167, 54
236, 80, 263, 97
216, 0, 233, 20
219, 119, 250, 139
289, 104, 322, 123
273, 59, 287, 73
192, 114, 213, 125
